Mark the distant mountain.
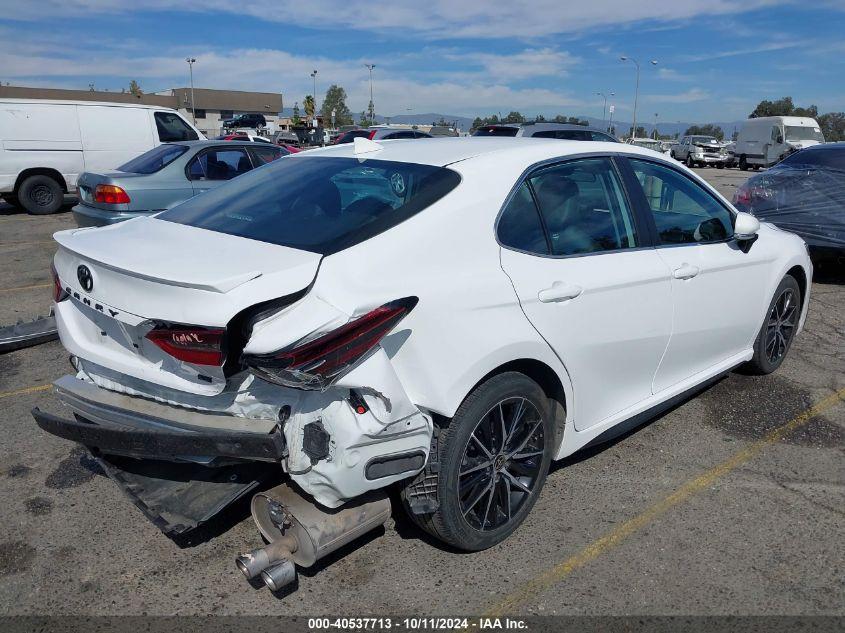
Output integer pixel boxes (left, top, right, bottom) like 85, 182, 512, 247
279, 106, 745, 137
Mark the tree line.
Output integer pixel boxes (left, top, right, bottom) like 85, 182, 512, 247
471, 112, 589, 129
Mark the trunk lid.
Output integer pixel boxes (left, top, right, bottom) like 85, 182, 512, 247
53, 216, 321, 395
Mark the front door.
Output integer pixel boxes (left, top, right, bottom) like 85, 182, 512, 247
498, 156, 673, 431
622, 157, 772, 393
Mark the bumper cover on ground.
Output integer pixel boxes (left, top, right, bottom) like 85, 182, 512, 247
0, 313, 58, 353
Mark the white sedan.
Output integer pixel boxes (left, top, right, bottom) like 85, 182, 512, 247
38, 137, 811, 591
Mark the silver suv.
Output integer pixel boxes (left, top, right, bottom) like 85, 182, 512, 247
671, 135, 728, 168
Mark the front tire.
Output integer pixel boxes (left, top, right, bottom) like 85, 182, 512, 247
405, 372, 554, 551
744, 275, 801, 375
686, 155, 695, 168
739, 156, 748, 171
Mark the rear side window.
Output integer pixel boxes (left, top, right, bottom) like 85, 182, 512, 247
187, 148, 252, 181
530, 158, 637, 256
497, 183, 548, 254
590, 131, 616, 142
155, 112, 199, 142
162, 157, 461, 254
473, 126, 519, 137
629, 159, 733, 244
117, 144, 187, 174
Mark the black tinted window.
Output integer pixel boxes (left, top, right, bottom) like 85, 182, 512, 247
249, 146, 285, 165
117, 144, 187, 174
155, 112, 199, 142
590, 131, 616, 142
473, 126, 519, 137
530, 158, 637, 256
187, 148, 252, 181
629, 159, 733, 244
163, 157, 461, 255
779, 148, 845, 171
497, 183, 548, 254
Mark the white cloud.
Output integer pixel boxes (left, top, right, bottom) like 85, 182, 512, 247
642, 88, 710, 103
2, 0, 789, 38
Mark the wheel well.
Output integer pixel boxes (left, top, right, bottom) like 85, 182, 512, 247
786, 265, 808, 313
14, 168, 68, 194
470, 359, 568, 451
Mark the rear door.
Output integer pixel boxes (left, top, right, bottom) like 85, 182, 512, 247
79, 105, 156, 172
187, 146, 253, 194
621, 157, 771, 393
498, 156, 673, 431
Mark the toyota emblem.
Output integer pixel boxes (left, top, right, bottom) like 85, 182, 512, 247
77, 265, 93, 292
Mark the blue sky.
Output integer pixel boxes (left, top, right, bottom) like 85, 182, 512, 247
1, 1, 844, 123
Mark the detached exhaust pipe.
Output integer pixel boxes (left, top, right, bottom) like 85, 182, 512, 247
236, 483, 391, 592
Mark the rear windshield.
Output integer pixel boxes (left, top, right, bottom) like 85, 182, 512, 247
161, 157, 461, 254
336, 130, 372, 143
779, 147, 845, 171
473, 126, 519, 137
117, 144, 188, 174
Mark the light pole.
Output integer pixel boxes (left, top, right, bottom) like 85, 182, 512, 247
620, 56, 657, 140
365, 63, 376, 124
653, 112, 659, 139
185, 57, 197, 125
310, 70, 318, 124
596, 91, 615, 132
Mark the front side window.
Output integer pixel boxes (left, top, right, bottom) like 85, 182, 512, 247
529, 158, 638, 256
785, 125, 824, 142
163, 157, 461, 254
187, 148, 252, 181
629, 159, 733, 245
155, 112, 199, 142
249, 146, 285, 165
497, 182, 548, 254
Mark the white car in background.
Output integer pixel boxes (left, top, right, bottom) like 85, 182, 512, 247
36, 137, 812, 592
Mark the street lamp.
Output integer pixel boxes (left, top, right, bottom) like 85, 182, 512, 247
596, 91, 615, 132
185, 57, 197, 125
653, 112, 659, 139
620, 56, 657, 140
365, 64, 376, 124
310, 70, 318, 124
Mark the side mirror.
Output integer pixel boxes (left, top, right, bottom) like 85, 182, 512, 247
734, 211, 760, 252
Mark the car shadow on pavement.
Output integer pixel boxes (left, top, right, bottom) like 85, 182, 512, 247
813, 260, 845, 285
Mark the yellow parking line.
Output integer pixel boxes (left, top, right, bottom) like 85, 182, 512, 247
485, 386, 845, 617
0, 282, 51, 294
0, 384, 52, 399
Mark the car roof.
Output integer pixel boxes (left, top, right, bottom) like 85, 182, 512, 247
290, 136, 671, 168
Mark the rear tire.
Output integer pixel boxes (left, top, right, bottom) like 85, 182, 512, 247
19, 175, 63, 215
739, 156, 748, 171
744, 275, 801, 375
403, 372, 554, 551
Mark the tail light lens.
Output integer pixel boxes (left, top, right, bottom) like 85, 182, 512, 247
733, 184, 752, 207
145, 325, 226, 366
368, 130, 378, 140
94, 184, 131, 204
51, 264, 68, 303
244, 297, 418, 391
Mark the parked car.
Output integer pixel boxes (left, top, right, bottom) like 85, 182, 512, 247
215, 133, 274, 143
39, 137, 811, 593
670, 135, 728, 168
723, 141, 738, 168
271, 130, 301, 146
71, 140, 287, 227
734, 116, 825, 171
333, 129, 373, 144
628, 138, 668, 154
222, 113, 267, 130
733, 142, 845, 262
473, 122, 618, 142
0, 99, 201, 214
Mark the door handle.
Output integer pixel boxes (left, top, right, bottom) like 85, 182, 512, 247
538, 281, 583, 303
673, 263, 700, 280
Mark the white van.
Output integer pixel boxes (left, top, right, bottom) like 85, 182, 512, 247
0, 99, 203, 214
734, 116, 825, 171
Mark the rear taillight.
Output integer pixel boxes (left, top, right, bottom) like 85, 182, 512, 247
145, 325, 226, 366
94, 184, 131, 204
368, 130, 378, 140
244, 297, 418, 391
733, 184, 752, 207
51, 264, 68, 303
